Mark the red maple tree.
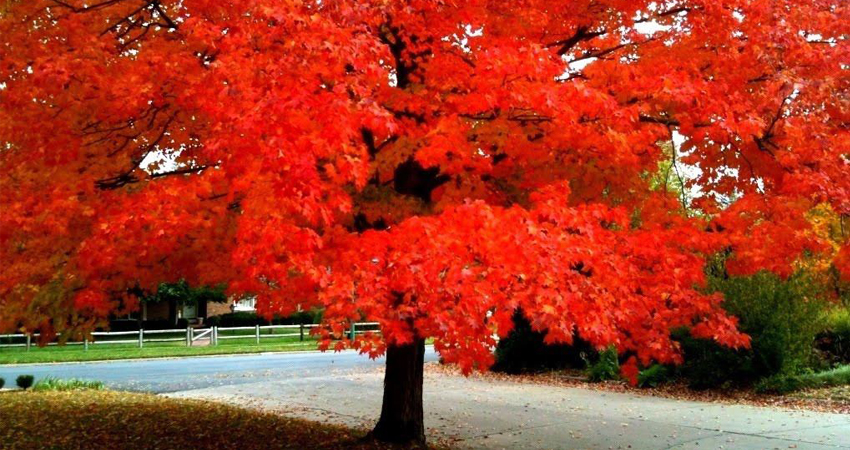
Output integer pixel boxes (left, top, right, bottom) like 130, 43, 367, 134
1, 0, 848, 444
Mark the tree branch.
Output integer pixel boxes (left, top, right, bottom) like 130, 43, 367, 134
546, 26, 607, 56
96, 165, 207, 190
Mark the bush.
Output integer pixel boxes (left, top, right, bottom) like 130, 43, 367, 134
816, 308, 850, 365
676, 270, 828, 389
206, 309, 324, 328
206, 312, 266, 328
162, 319, 191, 330
586, 347, 620, 382
492, 310, 594, 374
827, 308, 850, 337
283, 309, 323, 325
106, 319, 139, 332
673, 326, 758, 389
32, 377, 104, 392
144, 280, 227, 306
638, 364, 672, 388
717, 271, 826, 373
16, 375, 34, 390
756, 365, 850, 394
108, 319, 189, 332
755, 373, 805, 394
0, 377, 4, 389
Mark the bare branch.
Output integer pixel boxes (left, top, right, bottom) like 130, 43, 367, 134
546, 26, 607, 56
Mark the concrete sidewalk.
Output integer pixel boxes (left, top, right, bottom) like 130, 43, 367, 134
168, 369, 850, 450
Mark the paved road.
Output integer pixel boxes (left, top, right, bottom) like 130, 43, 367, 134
0, 349, 438, 393
3, 351, 848, 449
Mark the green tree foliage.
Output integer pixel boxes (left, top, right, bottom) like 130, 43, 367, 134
143, 280, 227, 306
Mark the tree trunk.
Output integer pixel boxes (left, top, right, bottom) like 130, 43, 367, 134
371, 337, 426, 445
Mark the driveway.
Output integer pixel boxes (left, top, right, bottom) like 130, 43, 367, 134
3, 350, 848, 449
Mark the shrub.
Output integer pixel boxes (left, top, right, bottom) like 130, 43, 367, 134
586, 347, 620, 382
716, 271, 826, 373
676, 270, 828, 389
108, 318, 189, 332
16, 375, 34, 390
673, 327, 757, 389
0, 377, 4, 389
827, 308, 850, 336
637, 364, 672, 388
32, 377, 104, 392
755, 373, 804, 394
272, 308, 324, 325
107, 319, 138, 332
816, 308, 850, 365
309, 308, 324, 324
206, 312, 265, 328
145, 280, 227, 306
492, 310, 593, 374
206, 309, 324, 328
284, 309, 323, 325
756, 365, 850, 394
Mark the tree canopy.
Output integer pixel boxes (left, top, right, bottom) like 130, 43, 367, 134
2, 0, 849, 381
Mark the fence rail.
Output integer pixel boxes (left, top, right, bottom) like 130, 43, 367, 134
0, 322, 380, 351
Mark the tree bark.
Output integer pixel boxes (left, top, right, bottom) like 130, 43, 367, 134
371, 337, 426, 445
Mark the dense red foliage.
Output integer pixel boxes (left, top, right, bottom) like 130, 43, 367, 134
2, 0, 848, 379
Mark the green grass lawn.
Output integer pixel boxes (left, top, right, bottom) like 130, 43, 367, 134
0, 390, 443, 450
0, 335, 322, 365
31, 376, 105, 391
756, 365, 850, 394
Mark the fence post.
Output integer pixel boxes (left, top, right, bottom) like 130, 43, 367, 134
299, 323, 304, 342
185, 327, 191, 347
138, 328, 144, 349
255, 325, 260, 345
84, 337, 89, 351
349, 322, 356, 340
212, 326, 218, 346
26, 333, 31, 352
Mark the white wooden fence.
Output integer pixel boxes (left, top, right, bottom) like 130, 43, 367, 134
0, 322, 380, 351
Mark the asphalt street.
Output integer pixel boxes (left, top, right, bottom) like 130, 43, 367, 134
3, 349, 848, 449
0, 349, 438, 393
